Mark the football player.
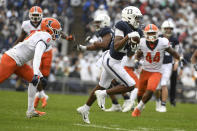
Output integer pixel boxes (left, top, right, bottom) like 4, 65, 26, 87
76, 14, 115, 124
0, 18, 62, 118
94, 6, 142, 115
132, 24, 185, 117
155, 20, 181, 112
14, 6, 73, 108
191, 49, 197, 71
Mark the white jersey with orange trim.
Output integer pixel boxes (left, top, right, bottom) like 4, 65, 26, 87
6, 31, 52, 66
21, 19, 52, 51
22, 20, 41, 35
139, 37, 170, 73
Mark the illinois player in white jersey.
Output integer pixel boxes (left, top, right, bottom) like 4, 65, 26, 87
14, 6, 73, 109
132, 24, 186, 117
0, 17, 62, 118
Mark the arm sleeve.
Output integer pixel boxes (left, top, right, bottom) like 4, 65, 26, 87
33, 41, 47, 75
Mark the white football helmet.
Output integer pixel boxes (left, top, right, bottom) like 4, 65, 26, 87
121, 6, 142, 29
93, 14, 111, 31
161, 20, 175, 37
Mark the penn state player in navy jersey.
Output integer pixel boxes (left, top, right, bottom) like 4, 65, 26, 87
94, 6, 143, 113
155, 20, 181, 112
79, 14, 134, 113
77, 14, 115, 124
78, 14, 113, 52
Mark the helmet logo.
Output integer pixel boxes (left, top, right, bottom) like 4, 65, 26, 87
127, 9, 132, 14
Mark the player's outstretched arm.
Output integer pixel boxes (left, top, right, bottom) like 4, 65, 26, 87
60, 31, 74, 41
33, 41, 46, 76
13, 30, 27, 46
86, 34, 112, 51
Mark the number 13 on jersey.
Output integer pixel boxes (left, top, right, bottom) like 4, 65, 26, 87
146, 52, 160, 63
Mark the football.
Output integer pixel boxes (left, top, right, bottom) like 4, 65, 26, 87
131, 36, 140, 44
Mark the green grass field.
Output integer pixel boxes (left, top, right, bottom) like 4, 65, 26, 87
0, 90, 197, 131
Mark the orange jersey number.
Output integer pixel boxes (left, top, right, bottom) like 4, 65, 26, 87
146, 52, 160, 63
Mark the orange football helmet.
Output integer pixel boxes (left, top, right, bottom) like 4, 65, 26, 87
29, 6, 43, 22
41, 18, 62, 40
144, 24, 159, 42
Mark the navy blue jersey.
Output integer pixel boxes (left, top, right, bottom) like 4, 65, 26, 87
160, 35, 179, 64
109, 21, 143, 60
96, 27, 114, 52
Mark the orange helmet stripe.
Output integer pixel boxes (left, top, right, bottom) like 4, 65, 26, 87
29, 6, 42, 13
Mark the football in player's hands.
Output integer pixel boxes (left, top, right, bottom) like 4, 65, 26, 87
131, 36, 140, 44
127, 32, 140, 44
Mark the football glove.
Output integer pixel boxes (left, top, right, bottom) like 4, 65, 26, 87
40, 77, 48, 89
134, 60, 140, 69
179, 57, 188, 68
65, 35, 74, 41
31, 75, 40, 86
77, 45, 87, 51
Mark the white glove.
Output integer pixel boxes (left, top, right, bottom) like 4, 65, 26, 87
89, 38, 96, 44
78, 45, 87, 51
127, 31, 140, 39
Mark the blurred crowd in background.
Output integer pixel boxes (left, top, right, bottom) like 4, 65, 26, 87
0, 0, 197, 89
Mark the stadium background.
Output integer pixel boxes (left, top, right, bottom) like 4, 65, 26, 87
0, 0, 197, 102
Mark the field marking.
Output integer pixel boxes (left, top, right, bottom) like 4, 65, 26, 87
74, 123, 187, 131
74, 123, 138, 131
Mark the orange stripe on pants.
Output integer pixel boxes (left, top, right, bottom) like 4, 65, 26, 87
138, 69, 162, 97
124, 66, 139, 88
0, 54, 34, 83
40, 49, 53, 77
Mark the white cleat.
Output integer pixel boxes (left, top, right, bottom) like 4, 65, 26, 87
77, 106, 90, 124
158, 105, 167, 113
156, 100, 161, 112
105, 104, 122, 112
26, 110, 39, 118
95, 90, 106, 110
122, 100, 135, 112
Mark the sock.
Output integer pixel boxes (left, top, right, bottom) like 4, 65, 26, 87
161, 101, 166, 106
136, 100, 145, 111
39, 90, 47, 98
35, 92, 40, 98
112, 99, 119, 104
84, 104, 90, 110
27, 83, 37, 112
130, 88, 138, 101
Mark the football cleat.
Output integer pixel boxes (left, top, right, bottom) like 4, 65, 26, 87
122, 100, 135, 112
26, 110, 45, 118
41, 95, 49, 108
157, 105, 167, 113
77, 106, 90, 124
132, 108, 141, 117
95, 90, 106, 110
105, 104, 122, 112
155, 100, 161, 112
35, 110, 46, 116
34, 96, 40, 108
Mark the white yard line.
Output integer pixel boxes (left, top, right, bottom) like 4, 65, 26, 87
74, 123, 186, 131
74, 123, 139, 131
